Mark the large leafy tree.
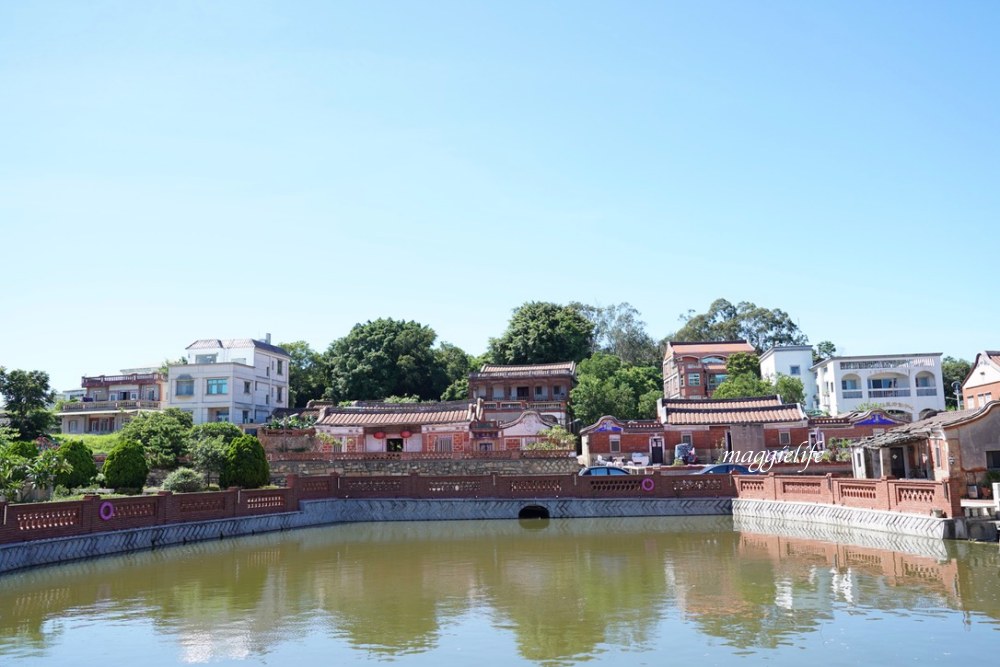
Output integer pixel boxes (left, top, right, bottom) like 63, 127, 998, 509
119, 410, 193, 469
570, 353, 661, 427
489, 302, 594, 365
324, 318, 450, 401
575, 302, 659, 366
725, 352, 761, 379
711, 373, 805, 404
813, 341, 837, 364
279, 340, 327, 408
0, 368, 55, 440
669, 299, 808, 353
941, 356, 972, 409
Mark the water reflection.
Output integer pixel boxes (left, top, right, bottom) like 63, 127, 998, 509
1, 516, 998, 665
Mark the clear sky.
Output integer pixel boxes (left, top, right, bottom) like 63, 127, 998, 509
2, 1, 998, 393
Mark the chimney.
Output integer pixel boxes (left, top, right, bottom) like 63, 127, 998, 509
265, 333, 271, 344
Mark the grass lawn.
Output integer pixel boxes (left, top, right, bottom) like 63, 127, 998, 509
51, 433, 120, 454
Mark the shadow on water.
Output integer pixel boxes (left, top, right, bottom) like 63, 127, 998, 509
1, 514, 998, 664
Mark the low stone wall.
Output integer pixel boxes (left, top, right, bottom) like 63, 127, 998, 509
732, 498, 957, 540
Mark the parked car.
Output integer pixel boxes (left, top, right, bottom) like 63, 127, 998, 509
696, 463, 754, 475
579, 466, 632, 476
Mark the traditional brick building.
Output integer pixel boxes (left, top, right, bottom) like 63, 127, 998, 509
963, 351, 1000, 411
468, 362, 576, 427
662, 341, 755, 399
314, 400, 479, 454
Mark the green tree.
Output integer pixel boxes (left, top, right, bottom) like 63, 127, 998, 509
55, 439, 98, 489
7, 439, 39, 459
220, 435, 270, 489
119, 410, 193, 469
774, 375, 806, 405
488, 302, 594, 365
812, 341, 837, 364
323, 318, 450, 401
575, 302, 660, 365
190, 437, 228, 485
941, 356, 972, 409
529, 425, 577, 450
26, 449, 72, 497
570, 353, 661, 427
190, 421, 243, 446
710, 374, 775, 399
279, 340, 327, 408
102, 439, 149, 492
0, 368, 56, 440
669, 299, 808, 353
725, 352, 761, 379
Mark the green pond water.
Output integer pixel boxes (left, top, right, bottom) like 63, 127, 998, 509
1, 516, 998, 666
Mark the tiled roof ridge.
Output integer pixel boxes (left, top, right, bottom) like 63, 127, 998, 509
666, 403, 801, 414
661, 395, 782, 405
326, 400, 472, 414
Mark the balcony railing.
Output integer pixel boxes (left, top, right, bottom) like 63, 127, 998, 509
59, 400, 162, 413
482, 400, 567, 411
916, 387, 938, 396
868, 389, 911, 398
82, 373, 163, 387
842, 390, 863, 399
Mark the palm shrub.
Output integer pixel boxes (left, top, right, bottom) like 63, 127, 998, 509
8, 440, 39, 459
55, 440, 98, 489
103, 439, 149, 493
162, 467, 206, 493
220, 435, 269, 489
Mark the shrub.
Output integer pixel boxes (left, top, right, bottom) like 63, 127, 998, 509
190, 436, 229, 485
190, 421, 243, 446
55, 440, 98, 489
119, 411, 192, 469
102, 439, 149, 493
162, 467, 206, 493
220, 435, 270, 489
7, 440, 39, 459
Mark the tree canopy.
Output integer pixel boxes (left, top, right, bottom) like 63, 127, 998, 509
941, 356, 972, 409
725, 352, 761, 379
488, 302, 594, 365
575, 302, 660, 365
570, 353, 661, 427
324, 318, 451, 401
119, 410, 192, 468
669, 299, 808, 353
279, 340, 327, 408
0, 368, 55, 440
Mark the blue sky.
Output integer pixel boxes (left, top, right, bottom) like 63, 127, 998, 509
2, 1, 998, 393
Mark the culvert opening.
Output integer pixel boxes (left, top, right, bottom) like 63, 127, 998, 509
518, 505, 550, 520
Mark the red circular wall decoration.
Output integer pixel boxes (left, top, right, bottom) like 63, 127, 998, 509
400, 430, 412, 438
373, 431, 386, 439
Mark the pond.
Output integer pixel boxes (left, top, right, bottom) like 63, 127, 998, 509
1, 516, 998, 666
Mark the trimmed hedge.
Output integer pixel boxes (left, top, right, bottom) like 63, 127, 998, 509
103, 439, 149, 493
219, 435, 269, 489
55, 439, 98, 489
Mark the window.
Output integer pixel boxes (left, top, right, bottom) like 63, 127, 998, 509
516, 386, 530, 399
915, 375, 933, 388
206, 378, 228, 395
610, 436, 621, 453
681, 433, 693, 446
790, 365, 801, 376
214, 409, 230, 423
243, 381, 252, 394
535, 385, 545, 398
277, 387, 283, 402
479, 441, 494, 452
779, 431, 791, 446
492, 386, 504, 399
689, 373, 701, 386
553, 385, 566, 398
129, 391, 138, 400
277, 360, 284, 375
242, 410, 251, 424
868, 378, 896, 389
842, 378, 860, 390
176, 379, 194, 396
195, 354, 217, 364
68, 419, 79, 433
986, 451, 1000, 470
436, 436, 453, 453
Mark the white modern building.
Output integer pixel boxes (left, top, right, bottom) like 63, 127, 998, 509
759, 345, 818, 411
167, 337, 290, 425
812, 353, 945, 421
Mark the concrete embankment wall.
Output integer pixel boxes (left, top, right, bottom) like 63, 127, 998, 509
0, 497, 731, 574
732, 498, 958, 540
